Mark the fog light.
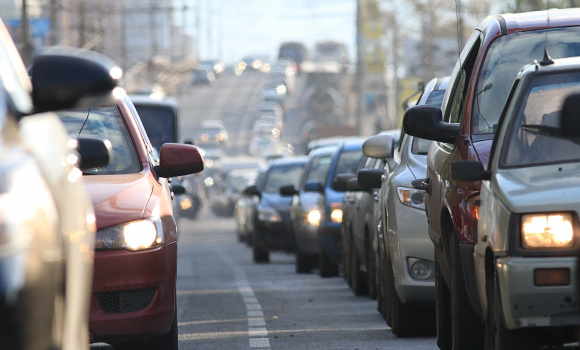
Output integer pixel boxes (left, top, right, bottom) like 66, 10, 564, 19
180, 197, 192, 210
534, 268, 570, 286
407, 258, 434, 280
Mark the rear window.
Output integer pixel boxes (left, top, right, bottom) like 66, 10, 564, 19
58, 106, 141, 175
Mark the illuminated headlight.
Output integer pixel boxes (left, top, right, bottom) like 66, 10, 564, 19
95, 218, 164, 251
180, 197, 192, 210
276, 85, 287, 95
397, 187, 425, 209
407, 258, 434, 280
307, 210, 321, 225
200, 134, 209, 142
258, 208, 281, 223
330, 202, 342, 223
521, 213, 575, 249
216, 133, 225, 141
204, 177, 214, 187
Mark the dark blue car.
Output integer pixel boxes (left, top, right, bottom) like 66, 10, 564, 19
283, 138, 364, 276
245, 157, 308, 263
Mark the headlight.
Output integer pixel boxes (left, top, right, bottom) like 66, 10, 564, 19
95, 218, 164, 251
521, 213, 575, 249
258, 208, 281, 223
307, 210, 321, 225
397, 187, 425, 209
200, 134, 209, 142
180, 197, 192, 210
330, 202, 342, 223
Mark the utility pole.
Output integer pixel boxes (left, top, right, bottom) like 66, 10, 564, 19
20, 0, 34, 64
49, 0, 57, 45
355, 0, 364, 134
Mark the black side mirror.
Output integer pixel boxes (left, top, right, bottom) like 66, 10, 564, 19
333, 174, 356, 192
345, 177, 365, 191
451, 161, 491, 181
171, 184, 187, 195
76, 137, 112, 171
243, 184, 261, 197
403, 105, 460, 144
280, 184, 299, 196
358, 168, 384, 189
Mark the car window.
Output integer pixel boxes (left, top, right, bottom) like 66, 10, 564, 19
58, 106, 141, 175
134, 105, 177, 151
304, 155, 332, 186
447, 38, 480, 125
263, 165, 304, 193
501, 71, 580, 167
332, 150, 363, 181
473, 26, 580, 135
411, 137, 431, 155
425, 89, 445, 107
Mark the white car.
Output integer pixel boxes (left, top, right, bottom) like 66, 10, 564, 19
452, 57, 580, 348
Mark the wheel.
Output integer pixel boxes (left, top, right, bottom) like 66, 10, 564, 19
485, 263, 534, 350
435, 254, 452, 350
319, 250, 339, 277
365, 231, 377, 299
385, 253, 414, 337
253, 242, 270, 263
376, 227, 388, 320
449, 233, 484, 349
350, 234, 368, 295
296, 248, 315, 273
341, 226, 351, 284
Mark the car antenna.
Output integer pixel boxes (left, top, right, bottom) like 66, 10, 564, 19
540, 3, 554, 66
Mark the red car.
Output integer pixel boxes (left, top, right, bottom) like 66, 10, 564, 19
403, 9, 580, 350
58, 94, 203, 349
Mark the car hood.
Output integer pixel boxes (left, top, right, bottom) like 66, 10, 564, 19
260, 192, 292, 210
83, 173, 153, 229
494, 163, 580, 213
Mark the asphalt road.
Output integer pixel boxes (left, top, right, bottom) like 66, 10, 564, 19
92, 68, 438, 349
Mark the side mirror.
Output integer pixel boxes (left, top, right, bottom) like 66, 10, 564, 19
171, 183, 187, 195
345, 177, 365, 191
156, 143, 204, 178
403, 105, 459, 144
363, 134, 394, 159
76, 137, 112, 171
451, 161, 491, 181
280, 184, 299, 196
243, 184, 261, 197
31, 47, 121, 113
560, 93, 580, 139
333, 173, 356, 192
304, 180, 324, 193
358, 168, 384, 189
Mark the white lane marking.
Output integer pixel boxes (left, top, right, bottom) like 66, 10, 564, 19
249, 328, 268, 337
248, 318, 266, 327
249, 338, 271, 348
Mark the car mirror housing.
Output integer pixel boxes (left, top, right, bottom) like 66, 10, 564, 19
76, 137, 113, 171
358, 168, 383, 189
280, 184, 299, 196
30, 46, 121, 113
403, 105, 459, 144
156, 143, 204, 178
451, 160, 491, 181
304, 180, 324, 193
243, 184, 261, 197
333, 173, 356, 192
345, 177, 365, 191
170, 183, 187, 195
362, 134, 394, 159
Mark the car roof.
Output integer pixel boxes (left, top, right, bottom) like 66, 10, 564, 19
499, 8, 580, 34
267, 156, 308, 167
128, 94, 179, 110
340, 137, 366, 151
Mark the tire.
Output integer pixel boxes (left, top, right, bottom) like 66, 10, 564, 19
342, 226, 351, 285
485, 264, 534, 350
450, 233, 484, 349
350, 234, 368, 295
296, 248, 316, 273
435, 254, 452, 350
376, 231, 388, 320
385, 253, 414, 337
319, 245, 339, 278
365, 231, 377, 299
253, 242, 270, 263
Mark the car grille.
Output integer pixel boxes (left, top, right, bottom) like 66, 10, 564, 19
98, 288, 156, 314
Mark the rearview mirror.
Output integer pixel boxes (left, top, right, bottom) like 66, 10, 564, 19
451, 161, 491, 181
333, 174, 356, 192
560, 93, 580, 140
363, 134, 394, 159
76, 137, 112, 171
358, 169, 383, 189
156, 143, 204, 178
403, 105, 459, 144
280, 184, 299, 196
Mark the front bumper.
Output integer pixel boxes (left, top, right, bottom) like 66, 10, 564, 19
254, 219, 295, 252
89, 242, 177, 343
497, 256, 580, 330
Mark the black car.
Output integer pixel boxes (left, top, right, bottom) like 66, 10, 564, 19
244, 157, 307, 263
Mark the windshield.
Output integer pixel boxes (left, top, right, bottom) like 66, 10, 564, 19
58, 107, 141, 175
473, 26, 580, 135
332, 150, 362, 181
134, 105, 177, 151
502, 71, 580, 167
263, 164, 304, 194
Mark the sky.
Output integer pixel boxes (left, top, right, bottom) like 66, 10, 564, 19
179, 0, 357, 63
